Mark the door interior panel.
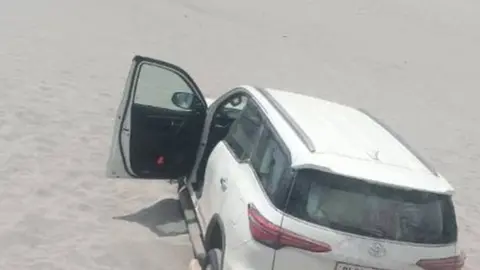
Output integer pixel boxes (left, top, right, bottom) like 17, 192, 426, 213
130, 103, 205, 179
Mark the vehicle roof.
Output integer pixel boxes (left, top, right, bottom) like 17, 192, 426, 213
243, 86, 454, 195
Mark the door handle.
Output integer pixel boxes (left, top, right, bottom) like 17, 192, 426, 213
220, 177, 228, 191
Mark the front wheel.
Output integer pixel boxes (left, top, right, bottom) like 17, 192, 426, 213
203, 248, 223, 270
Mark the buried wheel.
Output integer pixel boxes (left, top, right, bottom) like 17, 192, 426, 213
202, 248, 223, 270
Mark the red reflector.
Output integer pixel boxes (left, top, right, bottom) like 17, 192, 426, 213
247, 203, 331, 253
416, 253, 466, 270
156, 156, 165, 165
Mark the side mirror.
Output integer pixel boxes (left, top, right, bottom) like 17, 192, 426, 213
171, 92, 195, 110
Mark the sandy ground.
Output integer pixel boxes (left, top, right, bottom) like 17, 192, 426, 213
0, 0, 479, 269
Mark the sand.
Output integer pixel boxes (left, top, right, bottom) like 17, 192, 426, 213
0, 0, 478, 269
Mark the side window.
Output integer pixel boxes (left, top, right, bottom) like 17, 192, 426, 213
133, 63, 193, 111
224, 99, 262, 160
251, 127, 292, 209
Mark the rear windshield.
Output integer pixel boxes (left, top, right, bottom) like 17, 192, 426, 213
285, 169, 457, 244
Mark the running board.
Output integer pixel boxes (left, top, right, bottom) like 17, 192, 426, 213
178, 184, 206, 263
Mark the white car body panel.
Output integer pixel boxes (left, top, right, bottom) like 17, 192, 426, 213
197, 143, 281, 269
259, 88, 454, 194
209, 142, 281, 270
196, 143, 228, 230
106, 58, 138, 178
292, 156, 453, 194
275, 215, 457, 270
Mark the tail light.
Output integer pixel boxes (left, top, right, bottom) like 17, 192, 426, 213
416, 253, 466, 270
247, 203, 331, 253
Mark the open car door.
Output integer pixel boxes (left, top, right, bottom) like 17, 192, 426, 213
107, 55, 207, 179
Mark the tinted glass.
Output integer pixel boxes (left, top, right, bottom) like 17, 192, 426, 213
224, 100, 262, 160
134, 63, 193, 111
286, 169, 457, 244
251, 128, 291, 209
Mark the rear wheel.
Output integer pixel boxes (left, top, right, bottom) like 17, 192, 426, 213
203, 248, 223, 270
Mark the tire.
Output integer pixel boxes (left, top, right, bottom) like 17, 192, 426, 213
202, 248, 223, 270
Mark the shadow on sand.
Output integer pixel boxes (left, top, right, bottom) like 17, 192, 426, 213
113, 198, 188, 237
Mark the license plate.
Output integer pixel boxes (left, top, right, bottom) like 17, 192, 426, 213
335, 263, 376, 270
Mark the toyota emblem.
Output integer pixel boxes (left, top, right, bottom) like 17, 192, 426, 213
368, 242, 387, 257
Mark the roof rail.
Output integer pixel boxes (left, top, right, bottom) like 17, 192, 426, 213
358, 108, 439, 176
254, 87, 316, 152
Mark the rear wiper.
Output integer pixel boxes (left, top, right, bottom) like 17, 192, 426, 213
329, 222, 390, 239
360, 227, 390, 238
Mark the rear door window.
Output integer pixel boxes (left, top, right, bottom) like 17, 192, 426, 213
224, 99, 263, 160
285, 169, 457, 244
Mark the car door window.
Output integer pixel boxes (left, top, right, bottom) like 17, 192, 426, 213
133, 63, 193, 111
251, 127, 291, 209
224, 99, 262, 160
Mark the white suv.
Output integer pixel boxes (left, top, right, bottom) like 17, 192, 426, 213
107, 56, 465, 270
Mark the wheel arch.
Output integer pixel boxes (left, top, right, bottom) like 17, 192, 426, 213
204, 214, 226, 252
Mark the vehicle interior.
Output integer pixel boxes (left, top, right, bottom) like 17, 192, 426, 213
128, 93, 206, 179
193, 94, 248, 193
